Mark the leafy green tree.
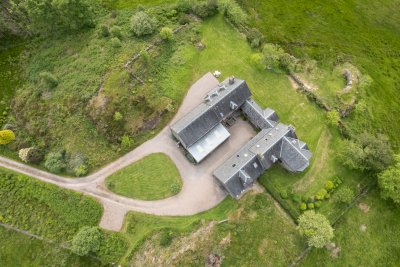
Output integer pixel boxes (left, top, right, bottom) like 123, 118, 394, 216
44, 151, 66, 173
218, 0, 247, 25
333, 186, 354, 204
261, 43, 285, 71
130, 11, 157, 37
326, 110, 340, 126
160, 27, 173, 41
298, 211, 334, 248
378, 155, 400, 205
0, 129, 16, 144
71, 226, 103, 256
340, 132, 393, 173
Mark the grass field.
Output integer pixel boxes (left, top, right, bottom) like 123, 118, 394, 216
238, 0, 400, 148
301, 188, 400, 266
0, 227, 100, 266
105, 153, 182, 200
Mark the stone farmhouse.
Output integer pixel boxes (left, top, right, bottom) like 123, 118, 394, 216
170, 76, 312, 198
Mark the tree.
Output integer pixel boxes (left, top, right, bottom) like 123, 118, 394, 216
326, 110, 340, 126
44, 151, 66, 173
160, 27, 173, 41
340, 132, 394, 173
298, 211, 334, 248
218, 0, 247, 26
261, 43, 285, 71
333, 186, 354, 204
18, 147, 44, 163
130, 11, 157, 37
71, 226, 103, 256
0, 129, 16, 144
378, 155, 400, 205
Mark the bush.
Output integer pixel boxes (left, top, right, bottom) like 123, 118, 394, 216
113, 111, 123, 121
68, 153, 88, 177
300, 202, 307, 211
325, 193, 331, 199
325, 181, 334, 191
280, 190, 288, 199
307, 203, 315, 209
331, 176, 343, 187
0, 129, 15, 145
131, 11, 158, 37
44, 151, 66, 173
315, 189, 327, 200
71, 226, 103, 256
327, 110, 340, 126
261, 43, 285, 71
18, 147, 44, 164
110, 25, 122, 38
170, 183, 180, 194
110, 37, 122, 48
179, 14, 191, 24
218, 0, 247, 26
160, 230, 173, 247
121, 134, 134, 149
315, 201, 322, 208
74, 165, 88, 177
378, 154, 400, 205
333, 186, 354, 204
298, 211, 334, 248
160, 27, 174, 41
140, 50, 150, 65
292, 194, 301, 203
176, 0, 193, 13
99, 25, 110, 37
38, 71, 58, 89
192, 0, 218, 18
246, 28, 264, 48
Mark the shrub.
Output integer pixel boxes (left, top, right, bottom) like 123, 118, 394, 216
68, 153, 88, 177
160, 230, 173, 247
331, 176, 343, 187
18, 147, 44, 164
179, 14, 191, 25
131, 11, 158, 37
110, 25, 122, 38
300, 202, 307, 211
325, 181, 334, 191
74, 164, 88, 177
315, 189, 327, 200
110, 37, 122, 48
176, 0, 193, 13
160, 27, 173, 41
307, 203, 315, 209
298, 211, 334, 248
326, 110, 340, 126
218, 0, 247, 26
246, 28, 264, 48
315, 201, 322, 208
71, 226, 103, 256
140, 50, 150, 65
261, 43, 285, 71
325, 193, 331, 199
113, 111, 123, 121
99, 25, 110, 37
0, 129, 15, 145
292, 194, 301, 203
170, 183, 180, 194
38, 71, 58, 89
302, 195, 308, 202
333, 186, 354, 204
121, 134, 134, 149
192, 0, 218, 18
280, 190, 288, 199
378, 154, 400, 205
44, 151, 66, 173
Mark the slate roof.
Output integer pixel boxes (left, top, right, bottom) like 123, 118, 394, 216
241, 99, 279, 130
213, 123, 312, 198
170, 78, 251, 149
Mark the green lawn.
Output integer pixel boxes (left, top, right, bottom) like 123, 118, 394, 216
105, 153, 182, 200
301, 188, 400, 267
0, 227, 99, 266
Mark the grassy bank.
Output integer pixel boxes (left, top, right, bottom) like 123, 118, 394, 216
105, 153, 182, 200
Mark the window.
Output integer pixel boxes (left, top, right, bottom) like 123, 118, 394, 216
253, 162, 258, 168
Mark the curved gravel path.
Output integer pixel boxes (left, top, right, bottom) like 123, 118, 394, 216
0, 73, 256, 231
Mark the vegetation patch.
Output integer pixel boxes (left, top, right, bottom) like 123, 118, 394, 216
105, 153, 182, 200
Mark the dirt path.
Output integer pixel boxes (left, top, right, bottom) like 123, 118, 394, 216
0, 73, 257, 231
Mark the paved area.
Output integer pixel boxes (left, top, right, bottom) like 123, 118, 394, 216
0, 73, 256, 231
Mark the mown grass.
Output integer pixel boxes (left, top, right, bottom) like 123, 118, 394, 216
0, 227, 100, 266
301, 188, 400, 266
105, 153, 182, 200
